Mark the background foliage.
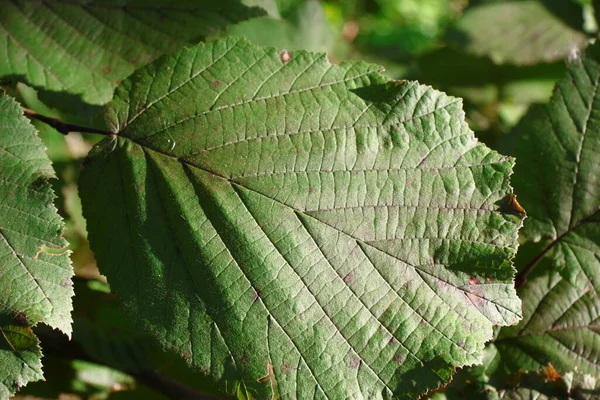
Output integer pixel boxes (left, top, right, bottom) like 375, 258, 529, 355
1, 0, 599, 399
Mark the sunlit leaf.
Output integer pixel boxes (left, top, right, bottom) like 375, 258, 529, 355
0, 0, 263, 104
80, 37, 522, 399
0, 92, 73, 397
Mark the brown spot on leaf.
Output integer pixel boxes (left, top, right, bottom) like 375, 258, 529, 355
251, 287, 260, 302
348, 356, 360, 369
466, 291, 485, 307
101, 65, 112, 76
280, 50, 291, 63
469, 276, 480, 285
212, 80, 222, 88
344, 273, 354, 283
505, 193, 526, 215
257, 362, 278, 396
485, 275, 493, 283
60, 279, 72, 288
14, 312, 29, 327
182, 352, 192, 362
544, 364, 560, 381
395, 355, 405, 365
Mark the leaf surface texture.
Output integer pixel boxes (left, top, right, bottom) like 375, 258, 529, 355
80, 37, 523, 398
0, 0, 263, 104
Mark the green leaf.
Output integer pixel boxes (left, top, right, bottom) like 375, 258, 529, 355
0, 93, 73, 397
80, 37, 523, 399
0, 325, 42, 399
242, 0, 303, 18
513, 46, 600, 287
494, 371, 600, 400
442, 356, 600, 400
446, 0, 589, 65
227, 0, 334, 53
70, 280, 225, 397
20, 357, 136, 399
495, 270, 600, 375
0, 0, 263, 105
493, 46, 600, 376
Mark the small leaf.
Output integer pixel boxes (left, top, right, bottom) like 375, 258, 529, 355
0, 92, 73, 397
80, 37, 523, 398
447, 0, 588, 65
0, 0, 264, 104
0, 325, 42, 398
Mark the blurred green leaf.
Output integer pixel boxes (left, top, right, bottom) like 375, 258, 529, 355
0, 0, 264, 105
18, 356, 134, 400
228, 0, 335, 53
354, 0, 462, 56
447, 0, 589, 65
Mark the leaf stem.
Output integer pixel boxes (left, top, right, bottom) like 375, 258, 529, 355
22, 107, 113, 136
514, 214, 597, 289
514, 236, 561, 289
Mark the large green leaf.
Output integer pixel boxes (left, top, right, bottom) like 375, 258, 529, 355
0, 0, 263, 105
493, 45, 600, 376
0, 93, 73, 397
80, 37, 523, 399
446, 0, 589, 65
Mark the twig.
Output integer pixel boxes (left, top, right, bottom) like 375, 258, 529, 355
22, 107, 113, 136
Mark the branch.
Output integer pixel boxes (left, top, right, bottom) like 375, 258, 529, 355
36, 327, 225, 400
22, 108, 113, 136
